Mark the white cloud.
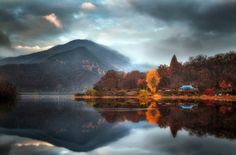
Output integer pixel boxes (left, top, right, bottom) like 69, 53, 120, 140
43, 13, 63, 29
80, 2, 96, 10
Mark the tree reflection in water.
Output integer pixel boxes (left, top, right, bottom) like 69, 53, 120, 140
145, 102, 160, 125
84, 98, 236, 139
0, 100, 16, 119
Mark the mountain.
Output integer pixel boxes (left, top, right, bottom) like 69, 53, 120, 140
0, 39, 129, 67
0, 39, 130, 92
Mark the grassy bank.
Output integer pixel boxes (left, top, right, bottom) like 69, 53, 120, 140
74, 95, 236, 101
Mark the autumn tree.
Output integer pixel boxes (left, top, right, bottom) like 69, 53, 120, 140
122, 71, 146, 89
197, 68, 212, 91
204, 88, 215, 96
94, 70, 146, 92
158, 65, 170, 77
146, 69, 160, 94
219, 80, 228, 90
94, 70, 124, 91
157, 65, 170, 88
219, 80, 232, 94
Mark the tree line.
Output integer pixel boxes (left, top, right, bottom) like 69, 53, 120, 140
90, 52, 236, 95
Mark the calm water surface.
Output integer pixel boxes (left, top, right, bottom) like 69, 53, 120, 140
0, 95, 235, 155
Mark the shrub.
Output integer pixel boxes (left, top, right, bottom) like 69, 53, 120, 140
85, 88, 97, 96
204, 88, 215, 96
0, 80, 17, 101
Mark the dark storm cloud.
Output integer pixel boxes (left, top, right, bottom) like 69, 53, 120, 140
0, 31, 11, 48
0, 0, 82, 40
0, 30, 18, 57
128, 0, 236, 62
131, 0, 236, 34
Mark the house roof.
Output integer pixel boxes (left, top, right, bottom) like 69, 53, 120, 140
180, 85, 194, 89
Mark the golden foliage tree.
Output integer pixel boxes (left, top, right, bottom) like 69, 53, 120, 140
146, 69, 160, 94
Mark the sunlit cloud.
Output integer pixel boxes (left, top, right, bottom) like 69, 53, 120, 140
15, 140, 54, 147
43, 13, 63, 29
80, 2, 96, 11
15, 45, 53, 52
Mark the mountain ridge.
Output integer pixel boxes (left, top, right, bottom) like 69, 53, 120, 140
0, 39, 130, 92
0, 39, 129, 67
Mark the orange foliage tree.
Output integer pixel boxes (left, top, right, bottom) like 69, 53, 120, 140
146, 69, 160, 94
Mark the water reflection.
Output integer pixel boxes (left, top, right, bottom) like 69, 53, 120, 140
0, 96, 235, 155
0, 100, 15, 119
145, 102, 161, 125
87, 98, 236, 139
0, 96, 129, 152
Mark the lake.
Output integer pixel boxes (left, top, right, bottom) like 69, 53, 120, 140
0, 95, 235, 155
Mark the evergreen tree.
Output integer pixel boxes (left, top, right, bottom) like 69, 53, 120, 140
169, 54, 182, 75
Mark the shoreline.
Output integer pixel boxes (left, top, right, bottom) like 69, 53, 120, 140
74, 95, 236, 101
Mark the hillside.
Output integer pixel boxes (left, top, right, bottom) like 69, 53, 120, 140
0, 40, 130, 92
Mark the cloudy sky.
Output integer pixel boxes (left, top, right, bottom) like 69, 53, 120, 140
0, 0, 236, 64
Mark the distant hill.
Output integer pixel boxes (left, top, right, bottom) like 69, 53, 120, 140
0, 39, 130, 92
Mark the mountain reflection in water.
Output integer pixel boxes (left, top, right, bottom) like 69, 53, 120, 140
0, 96, 129, 152
0, 95, 235, 155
